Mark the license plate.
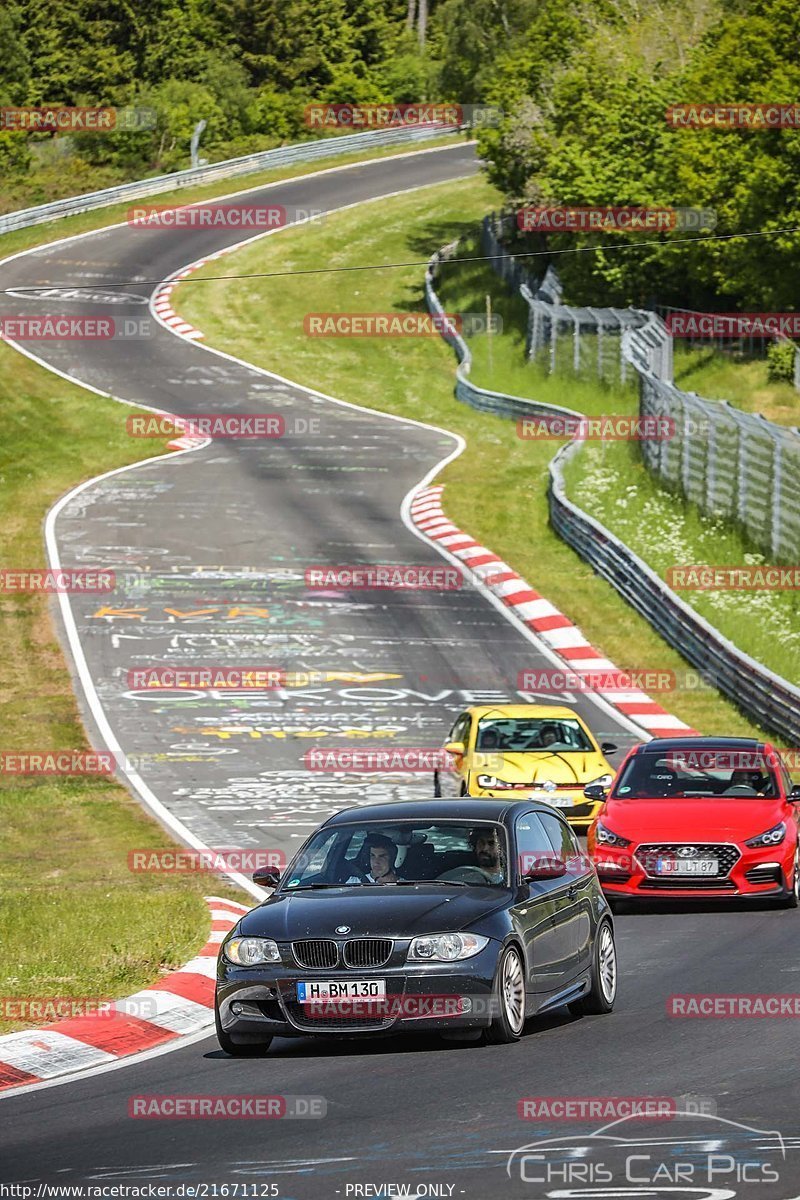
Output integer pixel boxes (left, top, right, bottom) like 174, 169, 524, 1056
655, 857, 719, 876
296, 980, 386, 1003
531, 791, 573, 808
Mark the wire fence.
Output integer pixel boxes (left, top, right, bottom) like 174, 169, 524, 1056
481, 211, 800, 560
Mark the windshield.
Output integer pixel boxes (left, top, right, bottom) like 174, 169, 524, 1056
613, 749, 780, 799
476, 716, 593, 753
282, 821, 509, 889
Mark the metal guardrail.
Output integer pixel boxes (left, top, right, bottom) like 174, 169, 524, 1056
425, 243, 582, 425
426, 235, 800, 741
0, 124, 457, 235
549, 441, 800, 745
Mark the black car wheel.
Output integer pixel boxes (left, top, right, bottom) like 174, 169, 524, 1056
486, 945, 526, 1044
777, 848, 800, 908
215, 1007, 273, 1056
569, 920, 617, 1016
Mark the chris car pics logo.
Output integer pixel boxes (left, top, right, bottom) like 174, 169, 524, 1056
506, 1110, 784, 1190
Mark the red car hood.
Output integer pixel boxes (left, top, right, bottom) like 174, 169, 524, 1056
603, 797, 785, 843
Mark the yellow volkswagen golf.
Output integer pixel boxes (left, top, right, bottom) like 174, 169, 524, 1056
434, 704, 619, 831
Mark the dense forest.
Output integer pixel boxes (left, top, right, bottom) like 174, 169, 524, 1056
1, 0, 798, 309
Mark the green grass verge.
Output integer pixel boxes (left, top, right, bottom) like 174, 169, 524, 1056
0, 133, 463, 262
175, 177, 775, 742
673, 345, 800, 428
0, 344, 244, 1034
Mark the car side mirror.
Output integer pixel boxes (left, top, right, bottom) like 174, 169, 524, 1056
601, 742, 619, 755
444, 740, 466, 756
252, 866, 281, 888
790, 785, 800, 803
523, 858, 568, 881
584, 782, 608, 801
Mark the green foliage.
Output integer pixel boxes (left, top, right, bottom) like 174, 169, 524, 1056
479, 0, 800, 311
766, 339, 798, 383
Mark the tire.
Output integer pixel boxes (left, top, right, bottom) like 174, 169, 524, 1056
485, 945, 526, 1044
776, 848, 800, 908
569, 920, 617, 1016
215, 1007, 273, 1056
433, 771, 442, 798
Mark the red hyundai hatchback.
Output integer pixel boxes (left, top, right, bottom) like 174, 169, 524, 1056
585, 737, 800, 905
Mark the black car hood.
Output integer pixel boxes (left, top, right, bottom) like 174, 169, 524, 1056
238, 885, 510, 939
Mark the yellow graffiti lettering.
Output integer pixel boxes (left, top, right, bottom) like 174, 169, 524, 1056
224, 607, 271, 619
90, 606, 146, 619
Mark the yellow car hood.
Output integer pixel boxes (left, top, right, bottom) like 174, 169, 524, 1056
471, 752, 607, 784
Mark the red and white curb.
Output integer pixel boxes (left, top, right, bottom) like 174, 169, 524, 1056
0, 896, 249, 1092
410, 485, 698, 739
152, 244, 236, 344
152, 270, 205, 341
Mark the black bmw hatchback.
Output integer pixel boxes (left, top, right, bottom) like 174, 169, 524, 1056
215, 799, 617, 1054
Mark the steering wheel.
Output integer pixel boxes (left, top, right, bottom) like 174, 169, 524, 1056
722, 784, 758, 796
437, 865, 494, 884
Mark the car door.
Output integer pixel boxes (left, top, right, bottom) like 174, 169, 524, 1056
440, 712, 471, 797
513, 810, 579, 992
539, 809, 594, 976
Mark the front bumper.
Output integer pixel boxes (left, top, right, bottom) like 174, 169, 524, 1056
591, 840, 795, 900
216, 948, 501, 1040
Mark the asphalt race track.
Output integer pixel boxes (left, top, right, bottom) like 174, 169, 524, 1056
2, 143, 799, 1199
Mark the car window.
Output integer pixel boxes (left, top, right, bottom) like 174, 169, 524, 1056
475, 716, 593, 752
283, 821, 509, 887
515, 811, 556, 876
449, 713, 471, 746
614, 749, 780, 799
539, 810, 584, 875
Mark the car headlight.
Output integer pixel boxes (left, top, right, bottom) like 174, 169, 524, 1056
596, 822, 630, 848
407, 933, 489, 961
745, 821, 786, 849
588, 774, 613, 788
476, 774, 514, 790
224, 936, 281, 965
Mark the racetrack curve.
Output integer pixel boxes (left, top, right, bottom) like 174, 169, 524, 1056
1, 143, 799, 1199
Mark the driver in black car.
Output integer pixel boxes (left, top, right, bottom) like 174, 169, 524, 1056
469, 826, 505, 884
346, 834, 399, 884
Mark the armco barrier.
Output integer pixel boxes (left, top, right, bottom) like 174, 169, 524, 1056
0, 125, 458, 235
426, 239, 800, 743
425, 243, 582, 425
